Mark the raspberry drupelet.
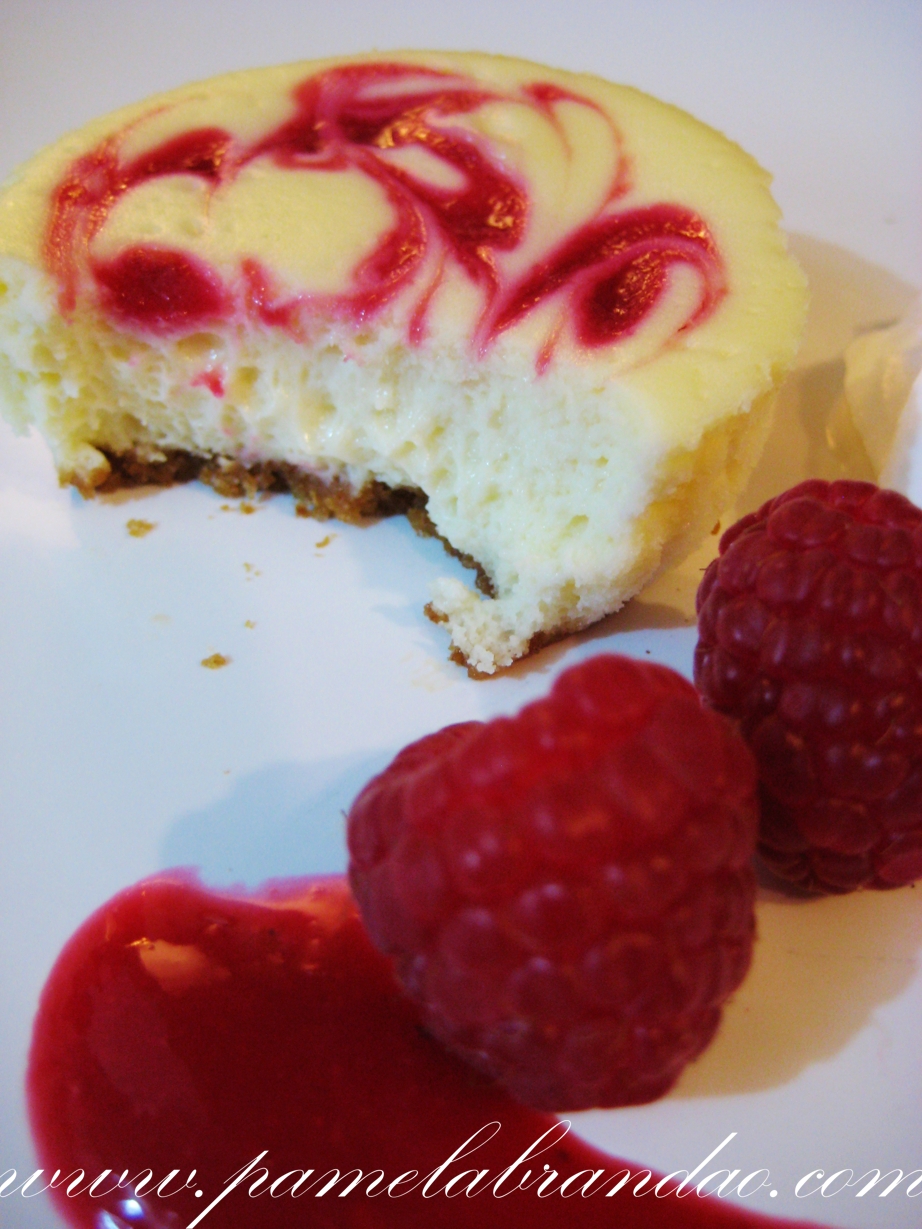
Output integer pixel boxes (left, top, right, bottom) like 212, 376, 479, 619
347, 654, 758, 1112
696, 478, 922, 894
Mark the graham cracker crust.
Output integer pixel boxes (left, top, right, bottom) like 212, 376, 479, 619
92, 450, 418, 523
86, 446, 497, 600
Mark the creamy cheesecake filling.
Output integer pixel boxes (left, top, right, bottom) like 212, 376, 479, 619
0, 52, 807, 673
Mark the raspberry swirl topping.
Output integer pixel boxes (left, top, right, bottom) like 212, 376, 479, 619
46, 62, 725, 369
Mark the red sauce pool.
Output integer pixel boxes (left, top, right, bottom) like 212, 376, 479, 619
27, 874, 819, 1229
45, 63, 724, 363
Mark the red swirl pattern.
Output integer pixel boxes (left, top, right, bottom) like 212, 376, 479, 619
45, 63, 726, 370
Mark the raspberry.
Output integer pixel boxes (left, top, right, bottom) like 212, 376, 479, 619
695, 478, 922, 894
347, 654, 758, 1111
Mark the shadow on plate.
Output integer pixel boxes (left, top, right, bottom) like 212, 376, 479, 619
162, 754, 922, 1101
497, 601, 695, 683
727, 231, 917, 514
159, 751, 394, 888
673, 881, 922, 1097
667, 239, 922, 1094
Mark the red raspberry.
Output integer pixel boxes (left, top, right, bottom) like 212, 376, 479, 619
695, 478, 922, 894
347, 654, 758, 1111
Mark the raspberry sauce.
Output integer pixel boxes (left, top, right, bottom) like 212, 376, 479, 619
27, 875, 817, 1229
45, 62, 724, 364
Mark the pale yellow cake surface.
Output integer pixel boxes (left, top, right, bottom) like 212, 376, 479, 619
0, 51, 807, 673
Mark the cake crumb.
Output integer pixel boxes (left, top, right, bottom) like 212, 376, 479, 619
126, 519, 156, 538
711, 522, 721, 535
404, 652, 455, 693
315, 534, 335, 549
201, 653, 231, 669
220, 500, 259, 515
243, 562, 261, 579
424, 601, 449, 625
244, 620, 256, 629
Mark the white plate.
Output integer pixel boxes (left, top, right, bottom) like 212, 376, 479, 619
1, 4, 921, 1228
